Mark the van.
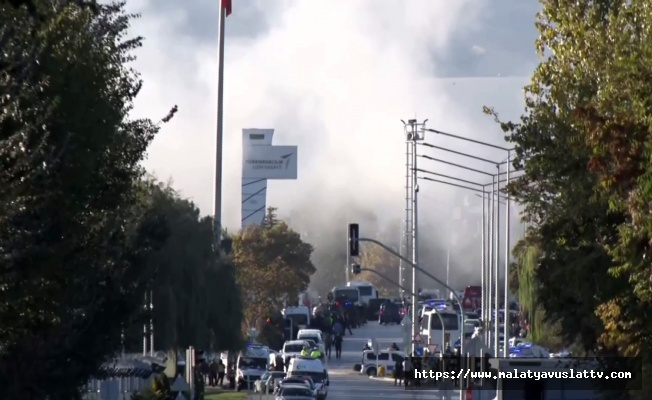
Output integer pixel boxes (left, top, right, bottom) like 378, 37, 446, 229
283, 306, 311, 330
236, 344, 270, 390
296, 329, 324, 353
287, 356, 329, 400
360, 349, 407, 376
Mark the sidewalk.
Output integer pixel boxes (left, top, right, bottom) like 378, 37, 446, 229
369, 375, 394, 382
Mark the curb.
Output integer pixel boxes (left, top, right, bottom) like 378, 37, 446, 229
369, 376, 394, 382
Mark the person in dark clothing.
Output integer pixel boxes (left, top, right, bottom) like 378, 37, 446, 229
324, 333, 333, 359
403, 357, 412, 387
343, 316, 353, 335
394, 358, 404, 386
413, 357, 422, 387
334, 334, 343, 359
209, 360, 218, 386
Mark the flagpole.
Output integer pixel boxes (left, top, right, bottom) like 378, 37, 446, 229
213, 2, 226, 247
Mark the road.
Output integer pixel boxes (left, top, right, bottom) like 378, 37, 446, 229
324, 320, 461, 400
248, 320, 462, 400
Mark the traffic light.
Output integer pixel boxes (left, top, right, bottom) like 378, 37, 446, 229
327, 292, 333, 302
348, 223, 359, 256
266, 317, 272, 323
351, 263, 361, 275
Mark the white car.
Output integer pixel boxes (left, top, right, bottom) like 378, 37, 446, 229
360, 350, 407, 376
282, 340, 310, 364
276, 383, 316, 400
286, 357, 328, 400
296, 329, 325, 354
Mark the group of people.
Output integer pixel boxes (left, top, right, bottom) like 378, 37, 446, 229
393, 355, 424, 387
198, 358, 227, 387
310, 309, 355, 360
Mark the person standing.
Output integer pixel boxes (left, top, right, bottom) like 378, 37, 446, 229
413, 356, 422, 387
324, 332, 332, 359
216, 360, 226, 387
209, 359, 218, 386
403, 356, 413, 387
334, 334, 343, 359
394, 357, 404, 386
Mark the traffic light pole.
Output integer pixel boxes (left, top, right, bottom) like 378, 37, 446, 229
353, 236, 465, 357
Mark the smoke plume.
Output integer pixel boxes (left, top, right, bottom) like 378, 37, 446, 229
126, 0, 541, 295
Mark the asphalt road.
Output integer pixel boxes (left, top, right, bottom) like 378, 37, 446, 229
248, 320, 462, 399
324, 320, 461, 400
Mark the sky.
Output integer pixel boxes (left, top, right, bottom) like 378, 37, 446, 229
124, 0, 542, 291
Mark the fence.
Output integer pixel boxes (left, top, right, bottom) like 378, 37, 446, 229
81, 375, 153, 400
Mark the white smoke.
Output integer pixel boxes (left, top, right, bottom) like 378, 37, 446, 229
125, 0, 537, 291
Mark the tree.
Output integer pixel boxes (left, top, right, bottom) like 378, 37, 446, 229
487, 0, 652, 393
140, 181, 243, 356
233, 207, 316, 329
357, 243, 401, 297
0, 1, 174, 398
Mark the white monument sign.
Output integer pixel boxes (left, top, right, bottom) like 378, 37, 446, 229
242, 145, 298, 180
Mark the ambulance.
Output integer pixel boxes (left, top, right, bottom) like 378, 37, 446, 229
236, 344, 270, 391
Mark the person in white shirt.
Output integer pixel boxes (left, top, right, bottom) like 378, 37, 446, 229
402, 357, 413, 387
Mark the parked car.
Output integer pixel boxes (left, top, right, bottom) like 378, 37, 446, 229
379, 301, 402, 325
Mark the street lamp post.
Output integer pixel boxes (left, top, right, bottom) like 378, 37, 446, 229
402, 119, 427, 356
418, 173, 514, 352
422, 128, 515, 357
503, 151, 511, 357
494, 164, 500, 355
418, 158, 501, 354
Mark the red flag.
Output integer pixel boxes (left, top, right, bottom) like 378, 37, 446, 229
221, 0, 232, 16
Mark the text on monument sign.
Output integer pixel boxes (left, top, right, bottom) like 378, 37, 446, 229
242, 145, 298, 180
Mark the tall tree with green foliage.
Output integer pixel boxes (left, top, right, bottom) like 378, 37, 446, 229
0, 1, 176, 399
143, 181, 243, 353
488, 0, 652, 393
233, 207, 316, 329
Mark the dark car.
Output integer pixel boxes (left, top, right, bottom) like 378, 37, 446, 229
379, 302, 402, 325
367, 298, 389, 320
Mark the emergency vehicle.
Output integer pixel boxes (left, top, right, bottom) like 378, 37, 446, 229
282, 306, 311, 330
236, 344, 270, 391
287, 356, 329, 399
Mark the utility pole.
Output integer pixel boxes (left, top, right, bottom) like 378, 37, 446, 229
398, 227, 404, 298
402, 118, 427, 354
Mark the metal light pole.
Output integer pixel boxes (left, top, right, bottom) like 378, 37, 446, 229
503, 151, 511, 357
402, 118, 427, 355
142, 292, 148, 356
446, 245, 450, 295
399, 227, 404, 298
480, 188, 487, 324
149, 290, 154, 356
422, 128, 515, 357
488, 178, 495, 350
493, 164, 501, 355
417, 172, 517, 356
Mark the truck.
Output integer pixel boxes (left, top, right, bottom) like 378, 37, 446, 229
236, 344, 270, 391
462, 285, 481, 311
282, 306, 311, 331
346, 280, 378, 305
